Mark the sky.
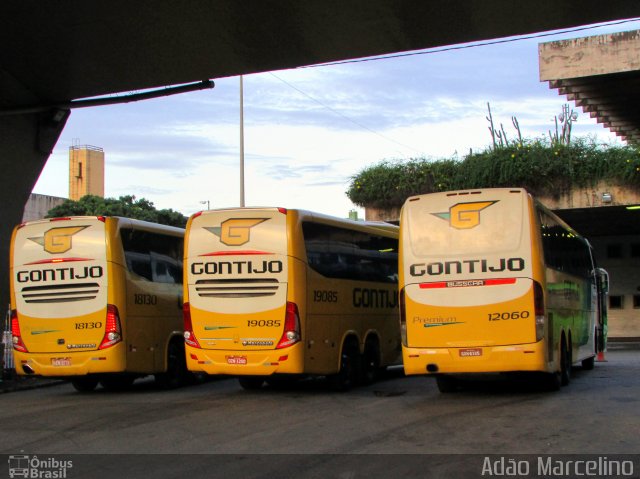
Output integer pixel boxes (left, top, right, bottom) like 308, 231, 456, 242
33, 18, 640, 219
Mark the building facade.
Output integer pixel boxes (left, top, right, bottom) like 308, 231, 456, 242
69, 145, 105, 200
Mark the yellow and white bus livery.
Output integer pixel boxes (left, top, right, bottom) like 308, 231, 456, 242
399, 188, 608, 392
183, 207, 401, 390
9, 216, 188, 391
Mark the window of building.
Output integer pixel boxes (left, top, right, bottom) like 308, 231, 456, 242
607, 244, 623, 259
634, 295, 640, 309
609, 295, 624, 310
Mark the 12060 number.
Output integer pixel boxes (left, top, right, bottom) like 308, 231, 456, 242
488, 311, 530, 321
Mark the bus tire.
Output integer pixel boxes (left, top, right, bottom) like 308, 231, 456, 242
155, 339, 188, 389
435, 375, 459, 393
581, 355, 595, 370
361, 338, 381, 385
71, 377, 99, 393
238, 376, 264, 390
329, 341, 360, 392
560, 338, 571, 386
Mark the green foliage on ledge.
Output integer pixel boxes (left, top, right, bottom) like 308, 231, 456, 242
346, 138, 640, 210
47, 195, 188, 227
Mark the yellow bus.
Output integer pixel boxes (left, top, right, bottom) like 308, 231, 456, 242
9, 216, 188, 392
399, 188, 608, 392
183, 207, 400, 390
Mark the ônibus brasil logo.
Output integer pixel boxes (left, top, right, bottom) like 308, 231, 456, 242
8, 454, 73, 478
432, 201, 498, 230
204, 218, 267, 246
28, 226, 88, 254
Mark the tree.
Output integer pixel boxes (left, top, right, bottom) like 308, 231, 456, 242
46, 195, 188, 228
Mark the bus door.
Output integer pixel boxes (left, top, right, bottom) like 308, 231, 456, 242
122, 231, 183, 373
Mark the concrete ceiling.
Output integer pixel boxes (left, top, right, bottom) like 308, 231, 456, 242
540, 29, 640, 144
2, 1, 638, 106
1, 0, 640, 306
556, 205, 640, 238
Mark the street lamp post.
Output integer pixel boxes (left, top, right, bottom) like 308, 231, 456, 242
240, 75, 245, 207
200, 200, 210, 210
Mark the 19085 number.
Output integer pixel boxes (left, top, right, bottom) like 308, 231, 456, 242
314, 290, 338, 302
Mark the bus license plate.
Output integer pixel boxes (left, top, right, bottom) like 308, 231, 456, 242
459, 348, 482, 357
51, 357, 71, 367
226, 355, 247, 365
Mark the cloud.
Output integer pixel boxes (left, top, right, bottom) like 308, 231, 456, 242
35, 20, 638, 218
113, 185, 173, 196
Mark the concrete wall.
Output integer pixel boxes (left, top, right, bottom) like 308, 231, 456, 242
22, 193, 66, 222
537, 181, 640, 210
591, 235, 640, 339
365, 183, 640, 222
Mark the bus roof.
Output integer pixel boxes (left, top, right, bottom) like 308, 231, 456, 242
17, 216, 184, 236
191, 207, 399, 238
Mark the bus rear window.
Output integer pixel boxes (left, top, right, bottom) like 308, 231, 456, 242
406, 197, 525, 258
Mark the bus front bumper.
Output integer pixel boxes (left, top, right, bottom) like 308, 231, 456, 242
402, 341, 548, 376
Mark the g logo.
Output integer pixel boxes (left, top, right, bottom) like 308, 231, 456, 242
29, 226, 88, 254
205, 218, 267, 246
433, 201, 497, 230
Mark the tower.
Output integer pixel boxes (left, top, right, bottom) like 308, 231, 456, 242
69, 145, 105, 200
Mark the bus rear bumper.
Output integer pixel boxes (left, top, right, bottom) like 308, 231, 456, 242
12, 347, 126, 377
185, 342, 305, 376
402, 341, 547, 376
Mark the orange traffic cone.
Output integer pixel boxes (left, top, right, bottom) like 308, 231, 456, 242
596, 351, 607, 362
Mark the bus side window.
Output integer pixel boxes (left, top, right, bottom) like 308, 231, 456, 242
121, 228, 183, 283
302, 221, 398, 283
126, 252, 153, 281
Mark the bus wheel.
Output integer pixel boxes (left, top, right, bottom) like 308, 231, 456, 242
100, 375, 135, 392
155, 340, 188, 389
435, 375, 459, 393
560, 339, 571, 386
329, 342, 360, 392
238, 376, 264, 390
361, 340, 381, 385
581, 355, 595, 370
71, 377, 99, 393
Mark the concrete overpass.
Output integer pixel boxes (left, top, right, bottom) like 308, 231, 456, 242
2, 1, 640, 308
